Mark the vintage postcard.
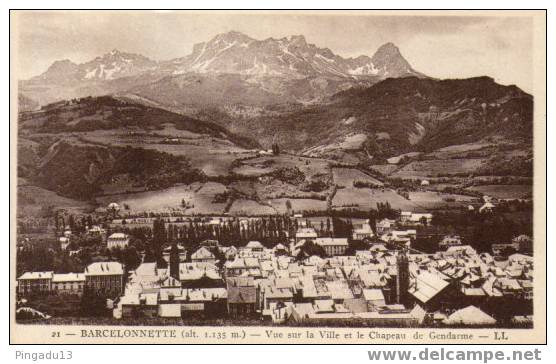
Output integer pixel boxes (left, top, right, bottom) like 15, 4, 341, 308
9, 10, 546, 344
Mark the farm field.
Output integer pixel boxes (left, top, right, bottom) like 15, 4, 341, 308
425, 142, 495, 159
465, 184, 532, 200
407, 191, 479, 209
332, 188, 420, 211
369, 164, 398, 176
77, 128, 254, 176
268, 198, 328, 214
302, 132, 367, 156
332, 167, 383, 187
256, 180, 328, 200
233, 154, 332, 180
17, 185, 93, 217
228, 199, 276, 216
30, 129, 254, 177
390, 158, 487, 179
95, 182, 229, 215
96, 185, 191, 213
232, 164, 270, 177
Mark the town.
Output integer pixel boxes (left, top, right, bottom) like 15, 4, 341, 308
16, 198, 534, 328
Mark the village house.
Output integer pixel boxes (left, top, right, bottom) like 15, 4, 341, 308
362, 288, 386, 311
200, 239, 220, 249
352, 220, 375, 241
177, 287, 228, 317
512, 235, 533, 252
227, 277, 258, 317
179, 263, 223, 288
191, 247, 216, 264
479, 202, 495, 213
439, 235, 463, 249
87, 225, 106, 239
492, 242, 521, 256
245, 241, 264, 252
221, 245, 238, 261
106, 232, 130, 250
59, 236, 70, 251
400, 211, 433, 225
295, 227, 318, 243
443, 245, 477, 257
261, 283, 294, 315
273, 243, 288, 255
376, 218, 396, 235
224, 257, 261, 278
381, 230, 416, 247
120, 293, 159, 319
408, 269, 456, 311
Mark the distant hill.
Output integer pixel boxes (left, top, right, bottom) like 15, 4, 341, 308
18, 95, 258, 149
17, 96, 259, 200
216, 76, 532, 162
18, 93, 39, 112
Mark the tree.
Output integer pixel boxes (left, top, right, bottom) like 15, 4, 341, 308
152, 218, 167, 264
80, 289, 109, 316
68, 215, 75, 231
295, 239, 326, 260
285, 200, 292, 216
54, 212, 60, 234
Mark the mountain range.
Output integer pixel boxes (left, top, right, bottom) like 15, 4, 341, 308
19, 31, 425, 107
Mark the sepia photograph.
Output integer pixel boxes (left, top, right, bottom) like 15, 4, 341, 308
9, 9, 546, 344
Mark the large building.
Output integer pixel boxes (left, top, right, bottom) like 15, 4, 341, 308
315, 238, 348, 256
51, 273, 86, 296
17, 272, 53, 295
295, 228, 318, 243
84, 262, 124, 297
17, 265, 117, 297
106, 233, 130, 250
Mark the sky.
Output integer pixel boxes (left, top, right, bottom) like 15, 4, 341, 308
12, 11, 535, 92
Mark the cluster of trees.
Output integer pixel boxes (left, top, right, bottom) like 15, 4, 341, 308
477, 155, 533, 177
53, 212, 98, 235
109, 146, 206, 192
144, 216, 298, 249
294, 240, 326, 260
353, 180, 380, 189
271, 166, 306, 185
16, 234, 143, 278
430, 209, 532, 253
17, 241, 84, 277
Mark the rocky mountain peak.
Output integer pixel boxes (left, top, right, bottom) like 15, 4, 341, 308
210, 30, 254, 45
370, 42, 419, 76
373, 42, 401, 56
288, 34, 307, 46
